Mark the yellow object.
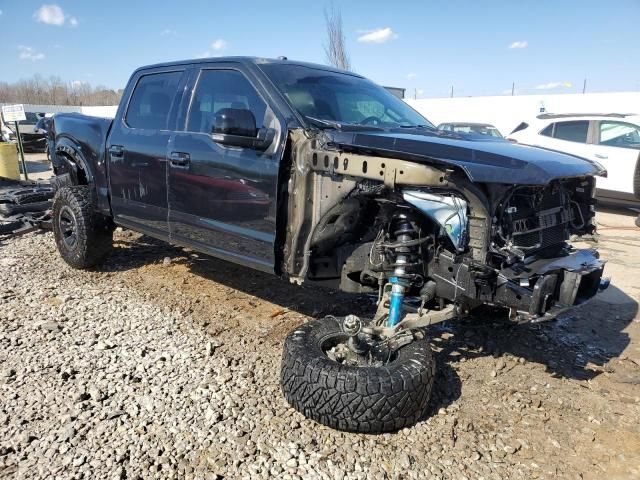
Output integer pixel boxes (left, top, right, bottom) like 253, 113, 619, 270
0, 142, 20, 180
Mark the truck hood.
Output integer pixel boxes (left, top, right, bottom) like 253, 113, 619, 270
325, 129, 604, 185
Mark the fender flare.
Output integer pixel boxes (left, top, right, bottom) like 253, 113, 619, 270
54, 140, 93, 185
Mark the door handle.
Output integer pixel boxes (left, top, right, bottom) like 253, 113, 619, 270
169, 151, 190, 168
594, 153, 608, 159
109, 145, 124, 159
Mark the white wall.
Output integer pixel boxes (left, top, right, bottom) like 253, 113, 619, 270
406, 92, 640, 137
80, 106, 117, 118
0, 104, 118, 118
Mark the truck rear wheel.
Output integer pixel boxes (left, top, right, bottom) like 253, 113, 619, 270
280, 317, 436, 433
53, 186, 113, 269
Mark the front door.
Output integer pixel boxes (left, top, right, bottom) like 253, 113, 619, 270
167, 66, 282, 272
107, 69, 185, 236
590, 120, 640, 196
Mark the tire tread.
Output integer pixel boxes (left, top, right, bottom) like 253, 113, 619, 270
280, 318, 435, 433
52, 185, 113, 269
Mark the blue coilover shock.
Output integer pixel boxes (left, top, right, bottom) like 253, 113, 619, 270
386, 215, 419, 327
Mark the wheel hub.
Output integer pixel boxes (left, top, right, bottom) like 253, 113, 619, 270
58, 205, 78, 249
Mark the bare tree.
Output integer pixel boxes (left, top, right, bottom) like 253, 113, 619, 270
323, 4, 351, 71
0, 75, 122, 106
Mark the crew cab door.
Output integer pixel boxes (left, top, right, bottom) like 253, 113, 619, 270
167, 64, 282, 272
107, 68, 186, 235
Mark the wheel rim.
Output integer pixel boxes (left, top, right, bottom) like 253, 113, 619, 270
321, 332, 399, 367
58, 205, 78, 250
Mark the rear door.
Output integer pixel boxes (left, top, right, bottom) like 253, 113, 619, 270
534, 120, 601, 172
167, 64, 283, 272
590, 120, 640, 196
107, 68, 186, 236
536, 120, 592, 156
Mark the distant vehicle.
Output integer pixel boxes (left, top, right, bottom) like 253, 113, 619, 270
508, 113, 640, 206
35, 116, 54, 161
437, 122, 503, 138
0, 111, 47, 153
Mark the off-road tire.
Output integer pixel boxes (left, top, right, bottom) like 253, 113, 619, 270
280, 318, 436, 433
52, 186, 113, 269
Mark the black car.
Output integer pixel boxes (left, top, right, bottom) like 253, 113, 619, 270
35, 116, 53, 160
47, 57, 607, 434
1, 112, 47, 153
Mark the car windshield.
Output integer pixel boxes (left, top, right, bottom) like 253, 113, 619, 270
19, 112, 40, 124
260, 63, 433, 129
445, 124, 502, 137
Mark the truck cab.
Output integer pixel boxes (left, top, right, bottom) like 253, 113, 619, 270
49, 57, 608, 434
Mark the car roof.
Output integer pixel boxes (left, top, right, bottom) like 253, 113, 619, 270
134, 56, 365, 78
536, 113, 639, 121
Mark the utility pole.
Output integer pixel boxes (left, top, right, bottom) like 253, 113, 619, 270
414, 88, 417, 100
450, 85, 454, 98
582, 78, 587, 94
511, 82, 515, 96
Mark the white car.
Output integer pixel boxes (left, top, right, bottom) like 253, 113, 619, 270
508, 113, 640, 205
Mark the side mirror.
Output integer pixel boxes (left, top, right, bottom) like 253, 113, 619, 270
213, 108, 257, 137
211, 108, 275, 151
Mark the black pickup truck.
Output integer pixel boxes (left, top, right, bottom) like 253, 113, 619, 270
49, 57, 608, 433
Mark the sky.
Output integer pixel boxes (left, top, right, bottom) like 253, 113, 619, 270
0, 0, 639, 98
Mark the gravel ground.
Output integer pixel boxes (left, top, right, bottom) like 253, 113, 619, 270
1, 214, 640, 479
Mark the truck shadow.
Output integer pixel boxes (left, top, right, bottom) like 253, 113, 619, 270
104, 234, 637, 414
426, 287, 637, 382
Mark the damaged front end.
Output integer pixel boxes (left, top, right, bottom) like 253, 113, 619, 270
281, 129, 608, 343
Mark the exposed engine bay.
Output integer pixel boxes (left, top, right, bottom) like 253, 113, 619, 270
283, 132, 607, 336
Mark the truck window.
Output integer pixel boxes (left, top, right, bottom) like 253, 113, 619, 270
552, 121, 588, 143
187, 70, 267, 134
125, 71, 182, 130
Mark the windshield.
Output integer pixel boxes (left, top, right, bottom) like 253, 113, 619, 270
441, 124, 502, 138
260, 63, 433, 129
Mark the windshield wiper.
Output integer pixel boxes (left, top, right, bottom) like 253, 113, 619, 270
398, 124, 434, 129
304, 116, 344, 130
304, 116, 386, 132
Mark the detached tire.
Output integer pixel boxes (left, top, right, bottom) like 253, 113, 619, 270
53, 186, 113, 269
280, 318, 436, 433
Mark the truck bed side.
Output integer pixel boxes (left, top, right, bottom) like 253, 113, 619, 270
50, 113, 113, 216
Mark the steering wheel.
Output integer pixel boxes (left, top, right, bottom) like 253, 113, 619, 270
359, 116, 381, 126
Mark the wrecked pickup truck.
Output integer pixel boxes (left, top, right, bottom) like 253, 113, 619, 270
49, 57, 608, 433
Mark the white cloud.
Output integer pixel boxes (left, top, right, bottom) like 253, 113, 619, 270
407, 73, 418, 80
211, 39, 227, 51
357, 27, 397, 44
197, 39, 227, 58
34, 4, 65, 25
534, 81, 573, 90
18, 46, 45, 61
508, 40, 528, 49
34, 4, 77, 26
161, 28, 176, 36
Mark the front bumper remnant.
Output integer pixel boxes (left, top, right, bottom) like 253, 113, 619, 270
499, 249, 607, 322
